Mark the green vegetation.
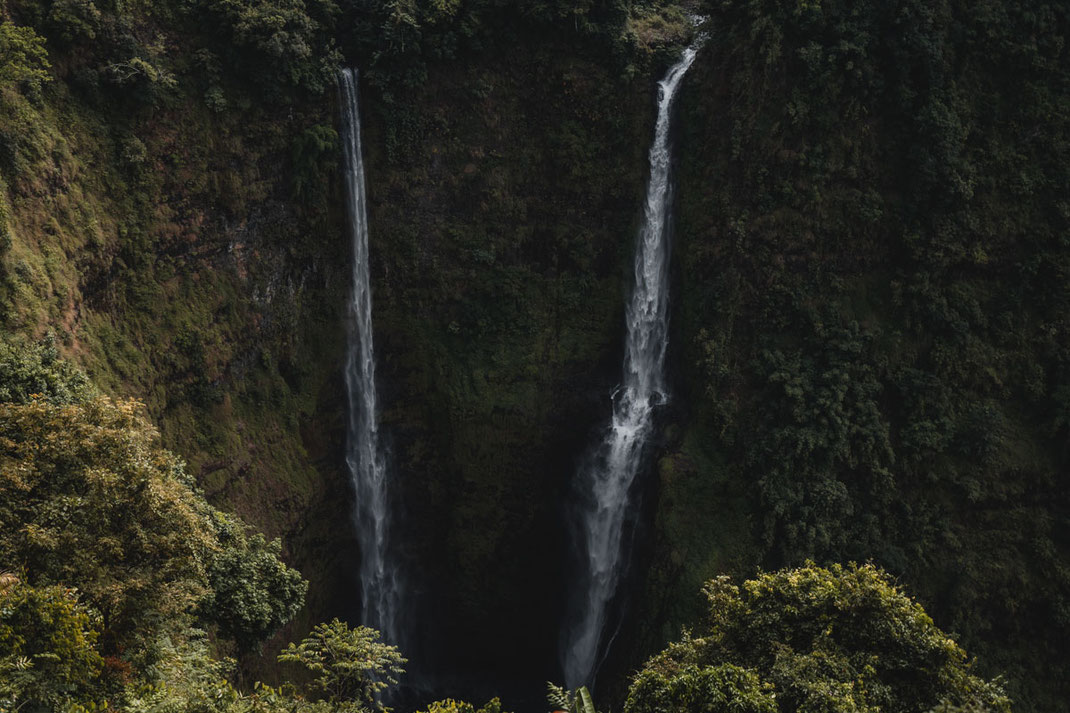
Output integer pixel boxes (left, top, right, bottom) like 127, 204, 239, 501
416, 700, 508, 713
547, 684, 599, 713
0, 577, 105, 710
626, 564, 1009, 713
278, 620, 405, 710
646, 1, 1069, 710
0, 0, 350, 658
0, 334, 95, 404
0, 18, 49, 86
1, 397, 226, 649
202, 525, 310, 655
0, 344, 402, 712
0, 0, 1065, 710
187, 0, 342, 96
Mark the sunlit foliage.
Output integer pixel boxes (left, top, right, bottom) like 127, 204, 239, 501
0, 19, 50, 87
0, 578, 105, 711
627, 564, 1009, 713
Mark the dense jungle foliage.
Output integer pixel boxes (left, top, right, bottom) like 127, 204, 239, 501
0, 348, 1008, 711
625, 564, 1009, 713
651, 0, 1069, 710
1, 0, 1067, 711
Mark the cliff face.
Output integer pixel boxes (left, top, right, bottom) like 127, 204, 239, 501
4, 1, 1068, 710
0, 46, 357, 671
0, 33, 341, 539
360, 40, 655, 690
0, 3, 660, 694
635, 4, 1070, 712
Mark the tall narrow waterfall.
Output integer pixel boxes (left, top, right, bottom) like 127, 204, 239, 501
339, 68, 399, 643
562, 45, 699, 688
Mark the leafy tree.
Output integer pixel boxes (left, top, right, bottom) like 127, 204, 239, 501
0, 20, 50, 87
199, 517, 309, 653
45, 0, 102, 44
626, 564, 1009, 713
627, 665, 775, 713
0, 397, 217, 643
277, 619, 405, 709
0, 395, 307, 661
0, 577, 105, 711
0, 334, 95, 405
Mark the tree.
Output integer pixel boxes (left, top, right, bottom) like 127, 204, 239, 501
277, 619, 406, 709
190, 0, 342, 94
0, 20, 50, 87
0, 395, 307, 661
0, 335, 95, 405
199, 516, 309, 653
0, 397, 217, 642
625, 563, 1010, 713
0, 577, 104, 711
627, 665, 775, 713
418, 698, 509, 713
45, 0, 102, 45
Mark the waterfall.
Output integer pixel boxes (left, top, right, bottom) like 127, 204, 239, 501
339, 68, 399, 643
562, 45, 699, 688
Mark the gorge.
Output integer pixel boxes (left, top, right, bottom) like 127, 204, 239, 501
0, 1, 1067, 712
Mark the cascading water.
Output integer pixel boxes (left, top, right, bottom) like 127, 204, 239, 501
562, 44, 700, 688
339, 68, 400, 644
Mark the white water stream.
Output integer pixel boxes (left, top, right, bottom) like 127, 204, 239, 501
339, 68, 399, 643
562, 45, 699, 688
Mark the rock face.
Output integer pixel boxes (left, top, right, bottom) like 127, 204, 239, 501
0, 16, 659, 700
5, 3, 1067, 711
629, 7, 1070, 713
359, 41, 656, 693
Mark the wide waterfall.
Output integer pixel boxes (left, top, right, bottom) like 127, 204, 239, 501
339, 68, 400, 644
562, 45, 700, 688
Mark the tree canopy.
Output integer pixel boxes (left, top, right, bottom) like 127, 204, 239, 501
278, 619, 406, 709
0, 336, 94, 405
625, 563, 1009, 713
0, 578, 105, 711
0, 393, 307, 668
0, 19, 50, 87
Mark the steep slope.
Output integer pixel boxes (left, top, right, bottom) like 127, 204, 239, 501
0, 1, 348, 582
360, 39, 659, 692
638, 3, 1070, 711
0, 0, 679, 697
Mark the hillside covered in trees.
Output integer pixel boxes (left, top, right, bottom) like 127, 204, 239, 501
0, 0, 1067, 711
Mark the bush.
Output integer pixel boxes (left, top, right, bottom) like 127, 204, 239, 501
199, 520, 309, 653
